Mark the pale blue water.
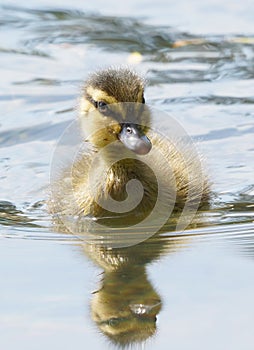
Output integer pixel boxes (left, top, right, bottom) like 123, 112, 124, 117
0, 1, 254, 349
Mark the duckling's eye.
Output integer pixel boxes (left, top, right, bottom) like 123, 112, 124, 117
126, 126, 133, 134
97, 101, 108, 113
108, 318, 121, 327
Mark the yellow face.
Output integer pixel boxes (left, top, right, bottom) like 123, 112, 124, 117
79, 84, 151, 154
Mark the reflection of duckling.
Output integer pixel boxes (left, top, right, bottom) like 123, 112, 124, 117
84, 229, 191, 346
91, 265, 161, 345
51, 67, 210, 223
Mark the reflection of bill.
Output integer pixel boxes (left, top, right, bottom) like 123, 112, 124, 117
49, 68, 210, 247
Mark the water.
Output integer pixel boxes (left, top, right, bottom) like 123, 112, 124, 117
0, 1, 254, 349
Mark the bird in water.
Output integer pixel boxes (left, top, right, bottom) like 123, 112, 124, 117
50, 67, 210, 227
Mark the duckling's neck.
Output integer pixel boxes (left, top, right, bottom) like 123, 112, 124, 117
93, 143, 144, 202
98, 142, 138, 169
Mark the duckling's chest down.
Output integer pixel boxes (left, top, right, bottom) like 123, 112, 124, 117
57, 134, 211, 223
72, 155, 160, 219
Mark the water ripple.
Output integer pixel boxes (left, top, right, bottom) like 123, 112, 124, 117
1, 5, 254, 83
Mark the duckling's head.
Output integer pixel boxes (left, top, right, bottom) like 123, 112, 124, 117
79, 67, 151, 155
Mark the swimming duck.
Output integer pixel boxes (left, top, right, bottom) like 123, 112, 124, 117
50, 67, 210, 226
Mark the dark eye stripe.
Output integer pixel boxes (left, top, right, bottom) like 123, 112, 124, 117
84, 92, 147, 125
84, 92, 122, 119
85, 92, 98, 108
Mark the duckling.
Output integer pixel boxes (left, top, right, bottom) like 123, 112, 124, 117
50, 67, 210, 226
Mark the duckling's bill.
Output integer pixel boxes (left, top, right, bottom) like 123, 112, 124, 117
118, 123, 152, 155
